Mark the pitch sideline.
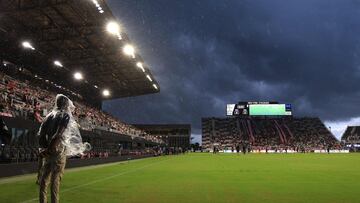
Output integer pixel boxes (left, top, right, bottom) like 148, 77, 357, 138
0, 156, 156, 185
20, 156, 172, 203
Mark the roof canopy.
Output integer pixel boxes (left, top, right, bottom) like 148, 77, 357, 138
0, 0, 160, 102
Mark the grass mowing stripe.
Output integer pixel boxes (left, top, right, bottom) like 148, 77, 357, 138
20, 156, 171, 203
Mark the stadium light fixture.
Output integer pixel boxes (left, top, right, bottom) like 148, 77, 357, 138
92, 0, 104, 14
54, 60, 63, 67
136, 62, 146, 72
146, 74, 153, 82
22, 41, 35, 50
123, 44, 135, 58
153, 84, 158, 90
106, 22, 121, 37
74, 72, 83, 80
102, 89, 110, 97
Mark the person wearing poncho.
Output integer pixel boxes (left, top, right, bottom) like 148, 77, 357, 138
37, 94, 90, 203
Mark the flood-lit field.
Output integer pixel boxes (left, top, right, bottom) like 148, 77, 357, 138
0, 153, 359, 203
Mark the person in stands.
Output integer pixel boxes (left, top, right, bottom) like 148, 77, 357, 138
0, 117, 11, 145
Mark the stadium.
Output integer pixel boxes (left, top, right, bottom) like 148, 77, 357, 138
202, 102, 343, 153
0, 1, 360, 203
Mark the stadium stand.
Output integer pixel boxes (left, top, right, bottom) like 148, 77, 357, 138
0, 66, 165, 163
202, 117, 340, 152
133, 124, 191, 149
341, 126, 360, 151
342, 126, 360, 142
0, 68, 163, 143
0, 0, 160, 102
0, 0, 167, 168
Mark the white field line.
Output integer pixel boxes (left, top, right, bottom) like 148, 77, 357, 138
20, 157, 170, 203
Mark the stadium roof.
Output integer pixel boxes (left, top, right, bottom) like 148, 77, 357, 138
0, 0, 160, 101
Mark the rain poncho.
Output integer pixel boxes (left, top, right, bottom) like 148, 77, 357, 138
39, 94, 91, 156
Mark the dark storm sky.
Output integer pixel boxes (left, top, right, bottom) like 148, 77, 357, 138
103, 0, 360, 143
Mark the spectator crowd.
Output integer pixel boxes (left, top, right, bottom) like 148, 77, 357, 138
202, 117, 341, 152
0, 70, 163, 144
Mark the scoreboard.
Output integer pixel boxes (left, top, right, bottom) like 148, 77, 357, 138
226, 101, 292, 116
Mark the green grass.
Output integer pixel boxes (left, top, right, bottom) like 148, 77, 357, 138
0, 153, 360, 203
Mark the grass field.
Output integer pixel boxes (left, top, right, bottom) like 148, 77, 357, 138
0, 153, 360, 203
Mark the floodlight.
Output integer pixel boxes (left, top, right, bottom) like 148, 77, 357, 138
94, 85, 98, 89
146, 75, 153, 82
153, 84, 158, 90
123, 44, 135, 58
54, 60, 63, 67
106, 22, 120, 35
102, 89, 110, 96
136, 62, 145, 72
22, 41, 35, 50
74, 72, 83, 80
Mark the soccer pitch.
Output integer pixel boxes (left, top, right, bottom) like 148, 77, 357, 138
0, 153, 360, 203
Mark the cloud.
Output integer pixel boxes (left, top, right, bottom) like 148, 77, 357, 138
105, 0, 360, 140
324, 117, 360, 140
191, 134, 202, 145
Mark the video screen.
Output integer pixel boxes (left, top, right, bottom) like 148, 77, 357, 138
227, 102, 291, 116
249, 104, 292, 116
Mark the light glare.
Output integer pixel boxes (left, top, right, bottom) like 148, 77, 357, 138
106, 22, 120, 35
74, 72, 83, 80
54, 60, 63, 67
146, 75, 153, 82
102, 89, 110, 96
123, 44, 135, 58
22, 41, 35, 50
136, 62, 145, 72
